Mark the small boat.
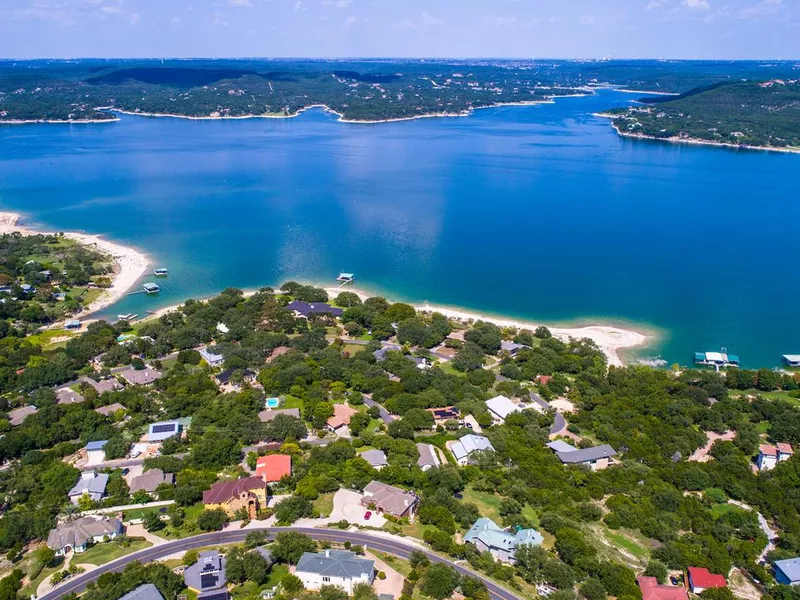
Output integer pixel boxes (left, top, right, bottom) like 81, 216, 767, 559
154, 268, 168, 277
143, 283, 160, 294
117, 313, 139, 321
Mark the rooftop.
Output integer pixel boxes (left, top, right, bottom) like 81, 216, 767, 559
203, 477, 264, 504
774, 557, 800, 583
69, 472, 109, 497
85, 440, 108, 451
556, 444, 617, 464
120, 367, 163, 386
119, 584, 165, 600
760, 444, 778, 457
637, 577, 689, 600
296, 549, 374, 579
687, 567, 726, 589
258, 407, 301, 422
416, 443, 440, 468
47, 516, 122, 551
485, 395, 520, 420
463, 517, 542, 552
287, 300, 344, 318
327, 403, 358, 429
255, 454, 292, 483
360, 449, 388, 468
130, 469, 175, 494
362, 480, 418, 517
57, 387, 85, 405
184, 551, 226, 592
8, 405, 38, 426
95, 402, 126, 416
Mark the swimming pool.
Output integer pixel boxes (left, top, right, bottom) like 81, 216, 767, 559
266, 398, 280, 408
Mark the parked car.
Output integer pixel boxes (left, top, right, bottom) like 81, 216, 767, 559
364, 511, 372, 520
121, 468, 130, 475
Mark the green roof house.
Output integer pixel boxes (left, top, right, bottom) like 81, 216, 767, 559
463, 517, 543, 563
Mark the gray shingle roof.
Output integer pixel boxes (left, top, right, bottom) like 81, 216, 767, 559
69, 472, 109, 498
556, 444, 617, 464
360, 449, 388, 467
184, 551, 226, 592
296, 550, 374, 579
119, 584, 165, 600
129, 469, 174, 494
8, 405, 37, 426
46, 516, 122, 550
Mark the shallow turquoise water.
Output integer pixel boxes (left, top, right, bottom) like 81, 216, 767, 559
0, 89, 797, 367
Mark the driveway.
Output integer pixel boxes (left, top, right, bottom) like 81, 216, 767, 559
329, 489, 386, 527
367, 551, 404, 596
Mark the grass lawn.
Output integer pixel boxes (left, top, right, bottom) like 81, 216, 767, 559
396, 520, 436, 541
75, 539, 152, 566
586, 524, 650, 569
342, 344, 365, 355
281, 395, 304, 409
121, 506, 161, 521
710, 503, 747, 519
313, 492, 335, 517
521, 504, 540, 527
19, 557, 65, 598
26, 329, 76, 348
732, 389, 800, 405
461, 486, 503, 523
231, 581, 262, 598
438, 362, 466, 377
266, 564, 289, 588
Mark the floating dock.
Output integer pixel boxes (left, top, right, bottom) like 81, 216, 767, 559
154, 268, 168, 277
117, 313, 138, 321
337, 272, 355, 287
694, 349, 739, 370
143, 283, 161, 294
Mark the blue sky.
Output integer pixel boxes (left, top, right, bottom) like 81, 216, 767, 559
0, 0, 797, 59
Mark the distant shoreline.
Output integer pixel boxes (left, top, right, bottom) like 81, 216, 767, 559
0, 93, 592, 127
595, 113, 800, 155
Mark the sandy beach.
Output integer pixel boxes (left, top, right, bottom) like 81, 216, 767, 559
0, 212, 149, 321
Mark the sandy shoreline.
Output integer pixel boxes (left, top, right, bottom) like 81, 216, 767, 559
0, 212, 149, 322
139, 283, 649, 367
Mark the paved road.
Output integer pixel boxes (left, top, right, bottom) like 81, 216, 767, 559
39, 527, 523, 600
363, 395, 395, 424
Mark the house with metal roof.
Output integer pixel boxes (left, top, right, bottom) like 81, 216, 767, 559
295, 550, 374, 593
85, 440, 108, 465
553, 444, 617, 471
687, 567, 726, 594
199, 347, 225, 367
360, 449, 388, 470
416, 443, 441, 471
783, 355, 800, 368
147, 420, 184, 442
774, 557, 800, 586
47, 516, 122, 555
500, 341, 530, 355
361, 481, 418, 520
69, 471, 109, 505
287, 300, 343, 319
184, 551, 229, 600
450, 434, 495, 466
119, 584, 165, 600
255, 454, 292, 483
485, 395, 520, 424
694, 350, 739, 369
464, 517, 543, 563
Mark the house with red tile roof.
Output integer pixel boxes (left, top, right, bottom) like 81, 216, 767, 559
203, 476, 267, 519
777, 442, 794, 462
255, 454, 292, 483
327, 403, 358, 434
637, 577, 688, 600
687, 567, 726, 594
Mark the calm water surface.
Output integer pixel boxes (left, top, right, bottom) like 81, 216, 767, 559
0, 89, 797, 367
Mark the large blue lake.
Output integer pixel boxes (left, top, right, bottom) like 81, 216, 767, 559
0, 89, 797, 367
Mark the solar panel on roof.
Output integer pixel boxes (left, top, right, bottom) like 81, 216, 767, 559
200, 573, 218, 589
151, 423, 178, 434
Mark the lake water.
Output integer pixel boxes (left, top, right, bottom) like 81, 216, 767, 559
0, 89, 797, 367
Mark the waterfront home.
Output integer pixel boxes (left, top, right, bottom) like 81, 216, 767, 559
360, 449, 388, 470
463, 517, 543, 563
361, 481, 419, 520
147, 420, 184, 442
295, 550, 374, 593
85, 440, 108, 465
551, 443, 617, 471
119, 366, 163, 386
485, 395, 520, 424
94, 402, 126, 417
129, 469, 175, 496
757, 443, 793, 471
199, 346, 225, 367
694, 350, 739, 369
500, 340, 529, 355
774, 558, 800, 586
8, 405, 38, 427
68, 471, 109, 505
450, 434, 495, 466
255, 454, 292, 483
327, 403, 358, 435
184, 551, 229, 600
637, 576, 689, 600
47, 516, 122, 555
416, 443, 441, 471
119, 584, 165, 600
287, 300, 343, 319
258, 407, 301, 422
203, 476, 267, 518
56, 387, 85, 405
65, 319, 81, 330
687, 567, 726, 594
783, 355, 800, 367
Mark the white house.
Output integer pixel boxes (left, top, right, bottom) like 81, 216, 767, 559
485, 395, 520, 424
295, 550, 374, 593
85, 440, 108, 465
68, 471, 109, 505
758, 444, 779, 471
450, 434, 495, 466
47, 516, 122, 555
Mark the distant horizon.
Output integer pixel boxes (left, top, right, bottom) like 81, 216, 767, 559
2, 56, 799, 63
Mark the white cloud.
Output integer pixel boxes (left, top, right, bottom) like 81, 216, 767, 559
579, 14, 596, 25
684, 0, 710, 10
739, 0, 782, 19
100, 5, 123, 14
323, 0, 352, 7
229, 0, 254, 6
343, 15, 356, 27
129, 11, 140, 25
212, 10, 228, 26
645, 0, 667, 10
294, 0, 306, 11
421, 11, 442, 26
485, 15, 517, 27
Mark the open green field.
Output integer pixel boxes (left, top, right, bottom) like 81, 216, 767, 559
461, 486, 503, 523
585, 523, 650, 569
74, 539, 152, 566
19, 556, 65, 598
313, 492, 335, 517
731, 389, 800, 405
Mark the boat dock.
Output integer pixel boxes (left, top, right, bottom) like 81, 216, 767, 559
337, 272, 355, 287
694, 349, 739, 371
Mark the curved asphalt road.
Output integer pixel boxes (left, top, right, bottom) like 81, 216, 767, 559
39, 527, 523, 600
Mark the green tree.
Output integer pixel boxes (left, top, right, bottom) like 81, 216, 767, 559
644, 560, 668, 584
420, 563, 460, 599
142, 512, 165, 532
274, 495, 314, 524
271, 531, 316, 564
197, 509, 228, 531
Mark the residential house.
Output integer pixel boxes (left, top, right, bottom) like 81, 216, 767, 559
295, 550, 374, 593
758, 444, 780, 471
119, 584, 165, 600
7, 405, 37, 427
69, 471, 109, 505
64, 319, 81, 330
426, 406, 460, 426
360, 449, 388, 470
464, 517, 543, 563
687, 567, 727, 594
778, 442, 794, 462
374, 345, 401, 361
203, 476, 267, 519
184, 551, 230, 600
774, 558, 800, 586
199, 347, 225, 367
637, 577, 689, 600
255, 454, 292, 483
267, 346, 292, 363
83, 377, 124, 395
94, 402, 126, 417
215, 367, 257, 388
258, 407, 301, 422
500, 341, 529, 355
129, 469, 175, 496
119, 366, 163, 386
485, 395, 520, 424
85, 440, 108, 465
450, 434, 495, 466
147, 420, 184, 442
416, 443, 441, 471
46, 516, 122, 555
551, 443, 617, 471
327, 403, 358, 435
57, 387, 85, 405
361, 480, 418, 520
216, 322, 230, 334
286, 301, 343, 319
